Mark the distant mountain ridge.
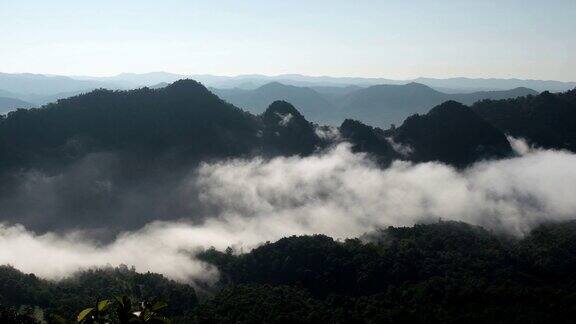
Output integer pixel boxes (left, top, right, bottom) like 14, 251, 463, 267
0, 72, 121, 97
215, 81, 539, 127
212, 82, 339, 123
0, 97, 35, 114
0, 72, 571, 109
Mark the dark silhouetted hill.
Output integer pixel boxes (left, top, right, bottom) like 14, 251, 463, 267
392, 101, 512, 166
338, 119, 399, 165
260, 100, 321, 156
0, 80, 261, 172
472, 89, 576, 151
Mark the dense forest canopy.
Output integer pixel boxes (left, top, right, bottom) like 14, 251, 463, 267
2, 221, 576, 323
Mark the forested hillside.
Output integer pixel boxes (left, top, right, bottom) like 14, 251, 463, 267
3, 221, 576, 323
473, 89, 576, 151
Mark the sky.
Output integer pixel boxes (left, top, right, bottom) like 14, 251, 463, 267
1, 0, 574, 81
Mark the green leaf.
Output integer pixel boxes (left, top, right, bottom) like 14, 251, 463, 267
77, 307, 94, 322
98, 299, 111, 312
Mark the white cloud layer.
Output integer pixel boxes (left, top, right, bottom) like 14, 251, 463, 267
1, 142, 576, 283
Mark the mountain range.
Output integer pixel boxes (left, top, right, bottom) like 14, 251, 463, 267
0, 71, 572, 108
214, 81, 538, 127
0, 97, 35, 114
1, 79, 574, 232
73, 72, 574, 92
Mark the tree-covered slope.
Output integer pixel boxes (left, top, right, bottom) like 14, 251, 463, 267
2, 221, 576, 322
0, 80, 259, 172
472, 89, 576, 151
196, 221, 576, 323
391, 101, 512, 166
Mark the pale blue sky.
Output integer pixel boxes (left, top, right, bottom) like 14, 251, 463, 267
1, 0, 574, 80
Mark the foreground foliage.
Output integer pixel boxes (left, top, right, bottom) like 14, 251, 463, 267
0, 266, 196, 323
3, 221, 576, 323
197, 221, 576, 323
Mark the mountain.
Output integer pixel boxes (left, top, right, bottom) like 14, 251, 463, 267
415, 77, 575, 93
337, 82, 449, 128
391, 101, 512, 166
336, 83, 538, 127
25, 89, 95, 106
3, 71, 572, 101
150, 82, 170, 89
0, 97, 35, 114
451, 87, 539, 105
338, 119, 399, 165
472, 88, 576, 151
212, 82, 339, 123
0, 78, 552, 233
0, 78, 534, 173
0, 80, 262, 173
203, 74, 574, 92
0, 72, 120, 97
0, 80, 326, 232
75, 72, 187, 88
260, 100, 321, 156
335, 100, 515, 167
0, 89, 21, 98
309, 85, 364, 96
215, 82, 538, 128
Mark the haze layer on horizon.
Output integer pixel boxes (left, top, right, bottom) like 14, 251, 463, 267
1, 0, 574, 81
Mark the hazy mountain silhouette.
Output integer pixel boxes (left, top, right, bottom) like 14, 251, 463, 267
62, 72, 575, 91
75, 72, 186, 88
0, 72, 120, 97
0, 97, 35, 114
213, 82, 339, 123
337, 82, 448, 128
150, 82, 170, 89
337, 83, 539, 127
199, 74, 574, 91
213, 81, 538, 127
1, 72, 567, 113
415, 77, 576, 93
451, 87, 539, 105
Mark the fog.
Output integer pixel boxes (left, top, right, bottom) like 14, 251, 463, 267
1, 141, 576, 283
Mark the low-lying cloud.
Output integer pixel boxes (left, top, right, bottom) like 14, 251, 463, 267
1, 141, 576, 283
